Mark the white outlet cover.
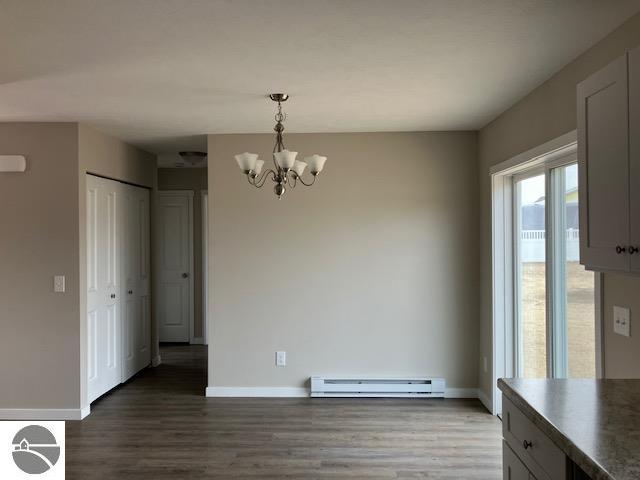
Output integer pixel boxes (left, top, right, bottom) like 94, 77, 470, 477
54, 275, 66, 293
276, 351, 286, 367
613, 306, 630, 337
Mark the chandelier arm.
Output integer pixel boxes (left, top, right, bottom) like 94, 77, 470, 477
250, 169, 278, 188
293, 173, 317, 187
287, 171, 297, 189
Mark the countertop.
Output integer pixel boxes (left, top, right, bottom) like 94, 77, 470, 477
498, 378, 640, 480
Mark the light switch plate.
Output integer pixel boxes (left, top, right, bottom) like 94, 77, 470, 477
54, 275, 66, 293
276, 351, 286, 367
613, 306, 630, 337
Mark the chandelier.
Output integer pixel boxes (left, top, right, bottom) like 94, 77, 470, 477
234, 94, 327, 199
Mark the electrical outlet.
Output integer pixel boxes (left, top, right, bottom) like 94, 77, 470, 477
54, 275, 65, 293
276, 351, 286, 367
613, 306, 630, 337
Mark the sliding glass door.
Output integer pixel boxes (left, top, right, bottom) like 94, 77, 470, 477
513, 161, 595, 379
550, 163, 595, 378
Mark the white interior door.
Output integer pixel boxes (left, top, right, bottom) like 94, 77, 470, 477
157, 191, 193, 342
87, 175, 122, 403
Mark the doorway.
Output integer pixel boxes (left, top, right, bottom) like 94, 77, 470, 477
155, 163, 209, 346
157, 191, 194, 343
491, 134, 602, 415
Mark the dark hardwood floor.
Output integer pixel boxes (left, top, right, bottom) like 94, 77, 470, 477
67, 345, 502, 479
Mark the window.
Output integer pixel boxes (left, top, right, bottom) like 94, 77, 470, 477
491, 134, 601, 415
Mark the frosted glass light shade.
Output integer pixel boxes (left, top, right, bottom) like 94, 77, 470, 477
292, 160, 306, 176
254, 159, 265, 175
305, 154, 327, 174
273, 150, 298, 169
235, 152, 258, 172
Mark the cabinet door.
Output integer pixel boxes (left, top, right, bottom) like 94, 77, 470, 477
629, 46, 640, 272
503, 441, 530, 480
577, 54, 629, 271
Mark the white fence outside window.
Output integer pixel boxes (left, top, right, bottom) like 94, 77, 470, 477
521, 229, 579, 262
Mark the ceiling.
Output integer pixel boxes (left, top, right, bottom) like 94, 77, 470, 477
1, 0, 639, 155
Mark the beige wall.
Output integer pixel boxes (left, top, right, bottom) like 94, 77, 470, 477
0, 123, 81, 409
0, 122, 155, 414
208, 132, 479, 390
78, 124, 156, 408
157, 168, 208, 339
79, 124, 156, 188
478, 13, 640, 404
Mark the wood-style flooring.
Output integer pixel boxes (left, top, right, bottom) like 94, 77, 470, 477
67, 344, 502, 479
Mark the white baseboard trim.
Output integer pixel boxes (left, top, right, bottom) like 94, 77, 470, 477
151, 355, 162, 367
206, 386, 480, 399
0, 406, 90, 421
206, 387, 308, 397
477, 388, 493, 413
444, 388, 478, 399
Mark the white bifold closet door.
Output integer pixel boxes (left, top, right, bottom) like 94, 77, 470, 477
87, 174, 151, 403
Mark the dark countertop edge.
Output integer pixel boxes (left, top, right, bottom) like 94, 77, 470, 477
498, 378, 613, 480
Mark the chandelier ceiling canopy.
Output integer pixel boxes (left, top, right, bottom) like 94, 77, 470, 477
234, 94, 327, 199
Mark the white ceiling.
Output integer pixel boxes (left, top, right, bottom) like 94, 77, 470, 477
1, 0, 639, 154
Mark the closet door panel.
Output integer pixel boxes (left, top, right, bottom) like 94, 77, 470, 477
87, 175, 122, 403
629, 46, 640, 271
87, 175, 151, 401
87, 183, 100, 399
122, 184, 139, 380
137, 188, 151, 369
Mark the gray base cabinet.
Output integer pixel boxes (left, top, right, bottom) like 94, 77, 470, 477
502, 396, 590, 480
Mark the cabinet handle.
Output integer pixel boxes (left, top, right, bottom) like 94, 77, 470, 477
110, 294, 116, 299
182, 272, 189, 278
523, 439, 533, 450
128, 290, 133, 295
630, 246, 639, 255
616, 245, 627, 254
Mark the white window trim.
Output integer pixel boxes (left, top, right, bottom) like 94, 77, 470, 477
490, 130, 604, 415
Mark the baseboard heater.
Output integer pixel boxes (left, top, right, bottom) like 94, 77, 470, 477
310, 376, 445, 398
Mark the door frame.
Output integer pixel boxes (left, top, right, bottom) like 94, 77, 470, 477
156, 190, 195, 344
202, 190, 209, 346
490, 130, 604, 415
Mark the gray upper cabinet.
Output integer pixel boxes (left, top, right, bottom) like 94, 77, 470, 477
630, 46, 640, 273
578, 51, 634, 272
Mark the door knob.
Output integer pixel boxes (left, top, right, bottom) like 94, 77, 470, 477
630, 246, 639, 255
182, 272, 189, 278
616, 245, 626, 254
110, 294, 116, 299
